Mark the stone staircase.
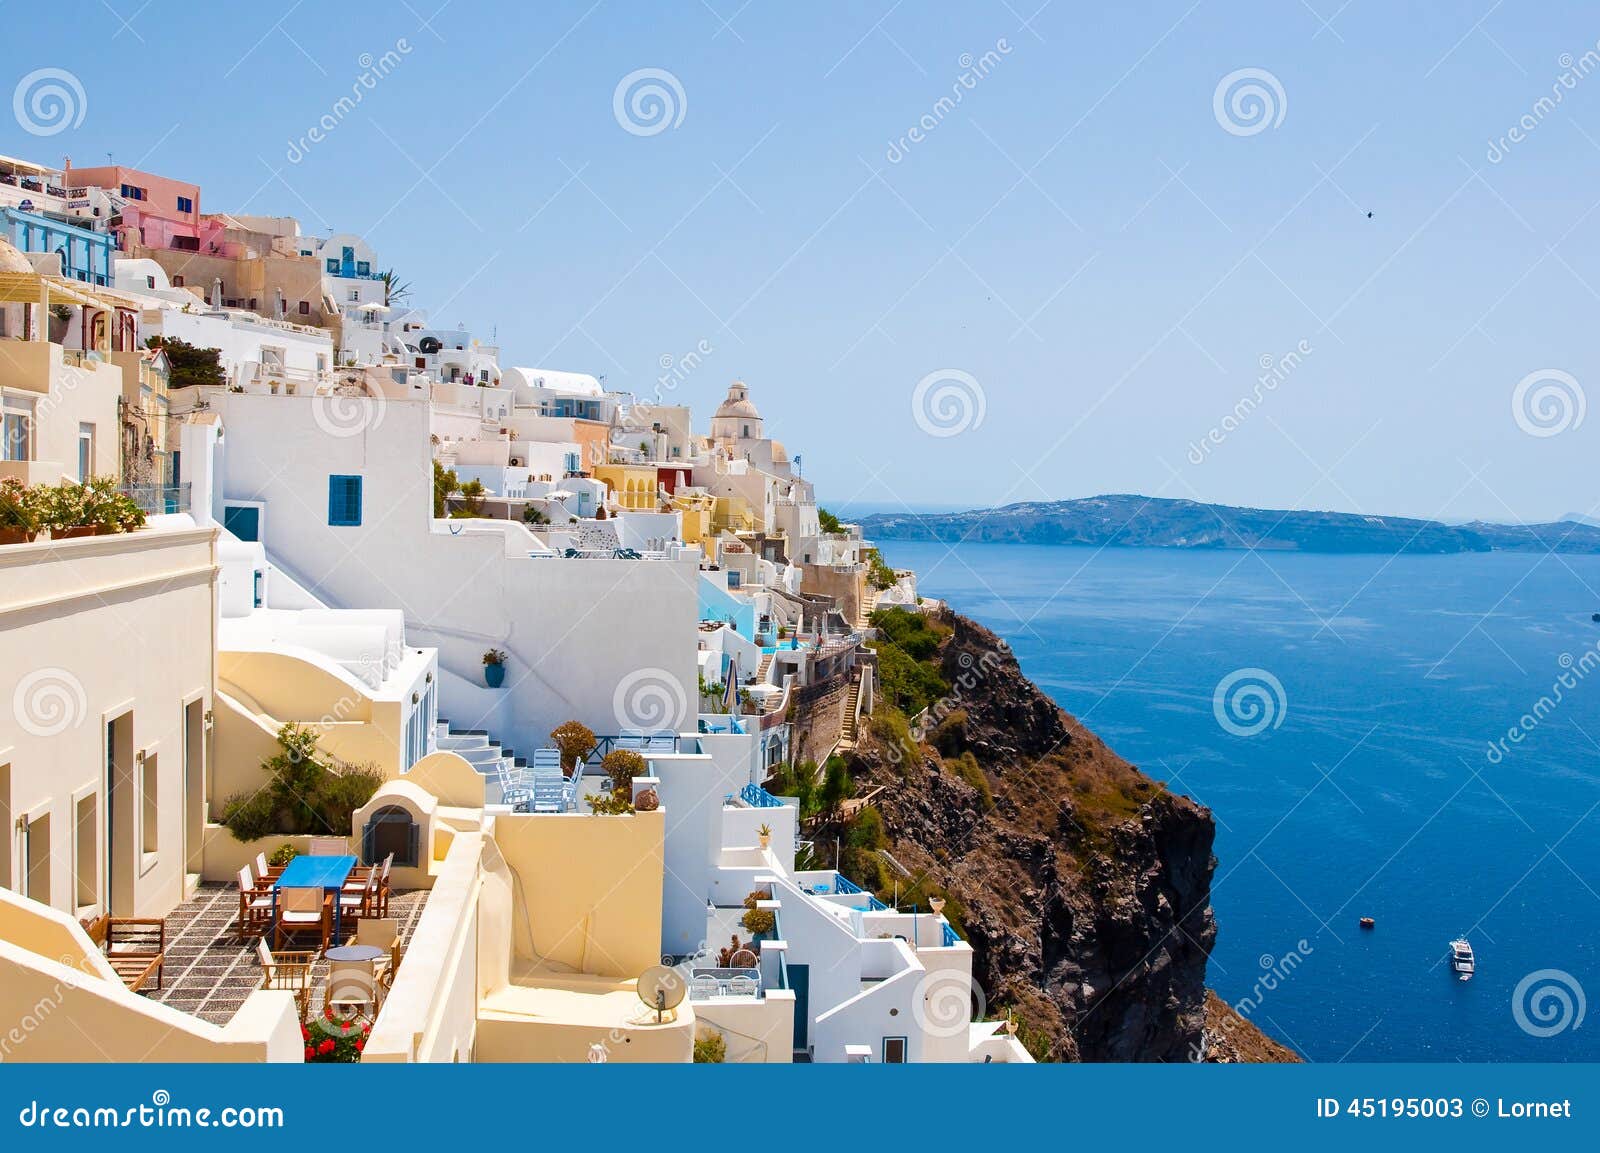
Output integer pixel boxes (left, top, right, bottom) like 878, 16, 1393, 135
855, 589, 880, 630
755, 651, 774, 685
838, 674, 863, 750
434, 719, 524, 796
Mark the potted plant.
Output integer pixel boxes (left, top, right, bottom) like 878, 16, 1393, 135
41, 481, 95, 540
482, 648, 508, 688
82, 477, 144, 535
757, 822, 772, 850
0, 478, 40, 545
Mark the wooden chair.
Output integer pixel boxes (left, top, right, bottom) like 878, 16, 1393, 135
355, 918, 401, 988
338, 868, 378, 927
275, 886, 333, 953
256, 939, 313, 1019
81, 914, 165, 992
308, 836, 347, 857
325, 958, 379, 1016
236, 865, 275, 939
376, 853, 394, 918
253, 852, 286, 883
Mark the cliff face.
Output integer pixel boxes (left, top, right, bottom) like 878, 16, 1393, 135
849, 608, 1283, 1061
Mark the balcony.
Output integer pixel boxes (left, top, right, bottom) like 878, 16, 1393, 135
119, 482, 190, 515
688, 966, 761, 1000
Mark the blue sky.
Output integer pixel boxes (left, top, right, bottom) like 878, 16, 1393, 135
7, 1, 1600, 521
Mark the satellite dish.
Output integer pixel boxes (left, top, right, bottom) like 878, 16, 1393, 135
637, 964, 685, 1020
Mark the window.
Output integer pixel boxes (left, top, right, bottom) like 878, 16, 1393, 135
356, 260, 371, 275
347, 289, 359, 302
327, 258, 341, 274
77, 422, 94, 481
564, 452, 581, 474
3, 395, 35, 462
25, 812, 49, 905
140, 753, 159, 856
120, 184, 145, 201
172, 274, 184, 287
328, 475, 362, 526
299, 300, 310, 315
882, 1037, 907, 1063
176, 195, 193, 214
224, 505, 260, 541
75, 795, 97, 910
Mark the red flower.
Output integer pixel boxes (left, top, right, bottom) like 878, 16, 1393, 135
317, 1038, 336, 1055
304, 1046, 315, 1061
300, 1025, 310, 1040
354, 1040, 364, 1052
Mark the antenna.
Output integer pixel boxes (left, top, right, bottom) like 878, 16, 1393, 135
637, 964, 685, 1022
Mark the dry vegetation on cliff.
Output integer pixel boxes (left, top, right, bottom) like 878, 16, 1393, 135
799, 605, 1295, 1062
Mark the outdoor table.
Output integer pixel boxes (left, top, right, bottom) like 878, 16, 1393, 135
274, 854, 357, 941
325, 944, 386, 963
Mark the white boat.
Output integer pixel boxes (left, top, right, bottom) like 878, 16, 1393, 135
1449, 938, 1475, 981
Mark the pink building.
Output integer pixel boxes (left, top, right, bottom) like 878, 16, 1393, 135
63, 163, 204, 252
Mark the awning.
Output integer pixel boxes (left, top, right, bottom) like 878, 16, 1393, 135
0, 270, 116, 308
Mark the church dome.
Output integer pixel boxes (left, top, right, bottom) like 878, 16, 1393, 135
713, 381, 761, 421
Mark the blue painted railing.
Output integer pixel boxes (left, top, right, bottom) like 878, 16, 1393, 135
832, 874, 863, 894
941, 921, 960, 947
740, 782, 784, 808
866, 894, 890, 911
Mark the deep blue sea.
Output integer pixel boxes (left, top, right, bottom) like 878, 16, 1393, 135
877, 540, 1600, 1062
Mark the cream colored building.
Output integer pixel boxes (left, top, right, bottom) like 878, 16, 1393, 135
0, 520, 215, 918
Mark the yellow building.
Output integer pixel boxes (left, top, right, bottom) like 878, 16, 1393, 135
591, 461, 659, 511
671, 489, 714, 545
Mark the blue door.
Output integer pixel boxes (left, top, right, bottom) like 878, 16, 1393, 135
224, 505, 260, 541
789, 963, 809, 1052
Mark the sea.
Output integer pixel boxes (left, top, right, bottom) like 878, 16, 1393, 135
874, 539, 1600, 1062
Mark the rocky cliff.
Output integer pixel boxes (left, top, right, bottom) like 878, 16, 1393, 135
844, 607, 1293, 1062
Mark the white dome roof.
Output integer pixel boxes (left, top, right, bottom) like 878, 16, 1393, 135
0, 237, 34, 275
503, 366, 604, 396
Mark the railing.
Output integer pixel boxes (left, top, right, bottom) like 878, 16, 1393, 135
739, 782, 783, 809
688, 967, 762, 1000
119, 482, 190, 515
832, 874, 863, 894
941, 921, 960, 947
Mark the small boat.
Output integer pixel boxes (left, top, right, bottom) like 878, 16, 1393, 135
1449, 937, 1475, 981
1359, 917, 1375, 929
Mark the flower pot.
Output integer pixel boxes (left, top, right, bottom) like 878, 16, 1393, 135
758, 834, 771, 850
484, 661, 506, 688
51, 525, 98, 540
0, 527, 37, 545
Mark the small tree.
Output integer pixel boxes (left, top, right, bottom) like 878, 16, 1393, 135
432, 460, 459, 518
819, 755, 854, 815
550, 720, 597, 771
740, 890, 776, 936
145, 335, 225, 389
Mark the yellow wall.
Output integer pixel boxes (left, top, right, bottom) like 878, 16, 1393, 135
492, 810, 664, 978
218, 649, 405, 773
592, 463, 658, 511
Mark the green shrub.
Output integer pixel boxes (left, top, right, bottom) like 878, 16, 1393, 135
950, 751, 994, 811
740, 890, 776, 936
268, 843, 300, 867
693, 1029, 727, 1063
222, 724, 382, 841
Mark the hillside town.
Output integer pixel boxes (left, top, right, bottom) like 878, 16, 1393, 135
0, 153, 1029, 1064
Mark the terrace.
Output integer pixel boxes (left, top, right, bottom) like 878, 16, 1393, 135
141, 882, 428, 1026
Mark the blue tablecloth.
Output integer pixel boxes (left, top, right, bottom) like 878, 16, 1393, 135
273, 854, 357, 941
275, 854, 356, 892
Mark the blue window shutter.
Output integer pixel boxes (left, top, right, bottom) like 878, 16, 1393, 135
328, 475, 362, 526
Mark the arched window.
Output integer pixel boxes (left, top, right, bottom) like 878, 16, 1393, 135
361, 805, 419, 867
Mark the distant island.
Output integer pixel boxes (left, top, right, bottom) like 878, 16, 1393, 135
860, 494, 1600, 555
